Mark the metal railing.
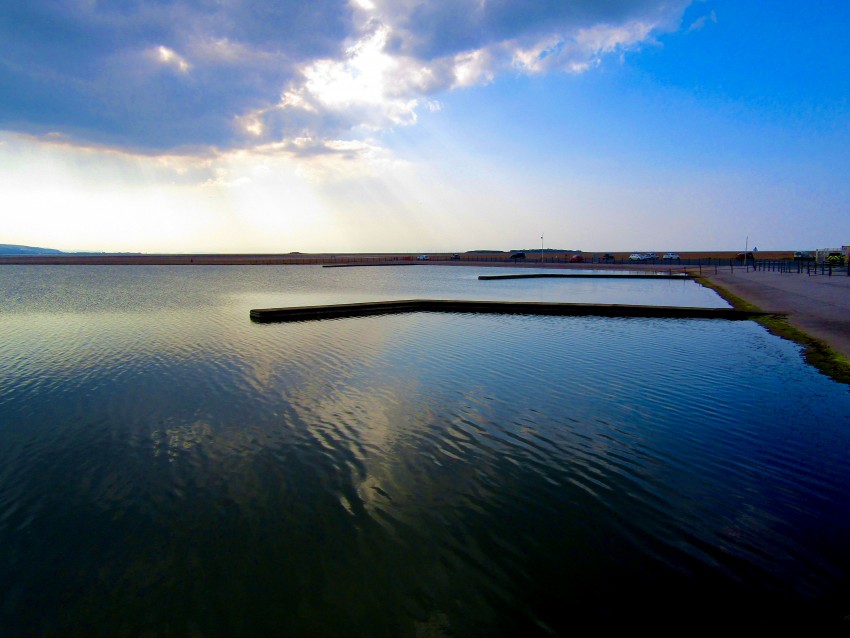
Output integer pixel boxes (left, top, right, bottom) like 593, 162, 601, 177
753, 260, 850, 276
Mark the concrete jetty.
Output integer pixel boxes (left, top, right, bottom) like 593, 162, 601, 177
250, 299, 777, 323
323, 262, 417, 268
478, 273, 691, 280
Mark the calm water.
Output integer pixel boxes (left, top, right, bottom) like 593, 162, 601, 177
2, 265, 850, 636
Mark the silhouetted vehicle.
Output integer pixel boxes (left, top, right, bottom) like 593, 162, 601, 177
509, 252, 526, 261
793, 251, 814, 261
569, 254, 584, 263
827, 252, 846, 266
736, 252, 754, 260
600, 253, 615, 262
451, 254, 460, 260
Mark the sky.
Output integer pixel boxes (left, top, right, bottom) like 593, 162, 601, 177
1, 0, 848, 254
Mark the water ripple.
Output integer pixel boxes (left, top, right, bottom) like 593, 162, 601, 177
2, 267, 850, 635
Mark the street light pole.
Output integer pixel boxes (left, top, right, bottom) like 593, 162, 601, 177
541, 233, 544, 266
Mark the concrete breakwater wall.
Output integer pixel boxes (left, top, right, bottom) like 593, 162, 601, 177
477, 273, 691, 280
250, 299, 777, 323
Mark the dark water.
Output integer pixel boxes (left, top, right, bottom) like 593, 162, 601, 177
2, 265, 850, 636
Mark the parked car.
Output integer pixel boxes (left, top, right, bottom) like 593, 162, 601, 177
793, 251, 814, 261
827, 251, 846, 265
569, 254, 584, 263
736, 252, 754, 260
451, 254, 461, 260
662, 253, 680, 261
417, 254, 429, 260
628, 253, 646, 261
600, 253, 615, 262
509, 252, 526, 261
643, 253, 659, 260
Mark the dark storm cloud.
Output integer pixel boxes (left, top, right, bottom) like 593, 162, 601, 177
0, 1, 691, 154
0, 0, 353, 151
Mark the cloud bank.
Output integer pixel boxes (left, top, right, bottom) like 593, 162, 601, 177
0, 0, 691, 156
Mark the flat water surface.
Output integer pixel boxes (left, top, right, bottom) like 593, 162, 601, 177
1, 265, 849, 635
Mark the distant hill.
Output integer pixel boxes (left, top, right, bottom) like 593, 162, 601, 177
510, 248, 576, 253
0, 244, 64, 255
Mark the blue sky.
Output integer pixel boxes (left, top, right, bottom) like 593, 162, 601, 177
1, 0, 848, 254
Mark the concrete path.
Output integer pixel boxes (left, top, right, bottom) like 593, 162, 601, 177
695, 266, 850, 359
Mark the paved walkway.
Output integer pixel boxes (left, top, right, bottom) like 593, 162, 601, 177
695, 266, 850, 359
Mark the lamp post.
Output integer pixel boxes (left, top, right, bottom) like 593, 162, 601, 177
541, 233, 544, 266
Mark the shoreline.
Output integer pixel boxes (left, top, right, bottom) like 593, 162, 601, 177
690, 268, 850, 385
5, 255, 848, 384
0, 250, 791, 266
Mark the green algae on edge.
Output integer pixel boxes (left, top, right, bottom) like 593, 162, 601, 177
693, 274, 850, 386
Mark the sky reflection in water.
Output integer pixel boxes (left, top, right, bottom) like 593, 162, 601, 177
1, 265, 848, 636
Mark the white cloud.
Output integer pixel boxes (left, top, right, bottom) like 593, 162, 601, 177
452, 49, 496, 87
153, 46, 191, 73
1, 1, 693, 157
351, 0, 377, 11
301, 27, 399, 110
192, 38, 245, 64
688, 10, 718, 32
247, 1, 691, 153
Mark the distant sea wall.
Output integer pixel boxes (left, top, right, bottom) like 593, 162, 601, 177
0, 251, 794, 266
